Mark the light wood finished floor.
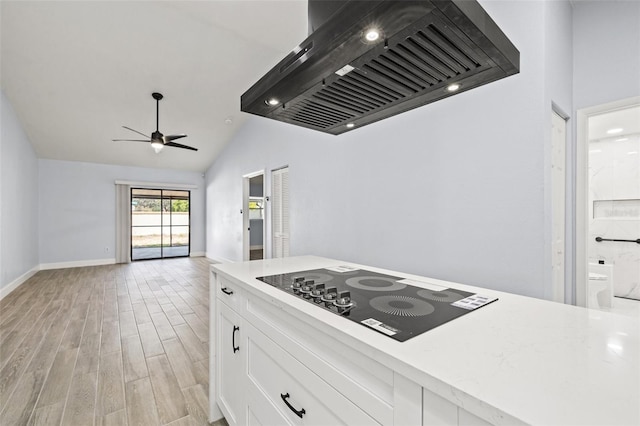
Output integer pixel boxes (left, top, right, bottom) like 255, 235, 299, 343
0, 257, 226, 426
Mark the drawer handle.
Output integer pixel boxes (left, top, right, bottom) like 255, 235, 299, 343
221, 287, 234, 295
280, 393, 305, 418
232, 326, 240, 353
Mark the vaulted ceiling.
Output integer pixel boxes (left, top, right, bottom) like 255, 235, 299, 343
1, 1, 308, 172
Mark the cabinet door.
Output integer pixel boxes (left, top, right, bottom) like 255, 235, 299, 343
216, 301, 245, 426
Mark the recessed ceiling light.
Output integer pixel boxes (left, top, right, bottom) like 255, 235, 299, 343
628, 151, 638, 155
606, 128, 623, 134
364, 29, 380, 42
224, 117, 233, 125
615, 137, 628, 142
346, 123, 355, 128
447, 83, 460, 92
265, 98, 280, 106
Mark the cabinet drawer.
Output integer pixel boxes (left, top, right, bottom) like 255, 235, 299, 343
244, 293, 393, 424
217, 276, 244, 311
246, 323, 380, 426
247, 380, 290, 426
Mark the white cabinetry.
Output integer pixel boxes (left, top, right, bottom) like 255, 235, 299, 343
212, 267, 495, 426
216, 301, 245, 426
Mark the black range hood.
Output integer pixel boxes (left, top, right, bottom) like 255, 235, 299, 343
241, 0, 519, 135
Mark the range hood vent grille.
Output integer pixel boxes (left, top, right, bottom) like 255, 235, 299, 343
241, 0, 520, 135
283, 23, 484, 129
280, 99, 356, 129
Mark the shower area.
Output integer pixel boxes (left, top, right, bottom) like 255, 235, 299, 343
587, 105, 640, 307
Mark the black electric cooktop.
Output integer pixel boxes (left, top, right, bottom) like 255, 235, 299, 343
257, 266, 497, 342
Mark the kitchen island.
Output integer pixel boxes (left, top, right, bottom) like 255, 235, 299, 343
209, 256, 639, 425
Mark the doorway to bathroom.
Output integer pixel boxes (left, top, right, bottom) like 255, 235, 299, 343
577, 99, 640, 314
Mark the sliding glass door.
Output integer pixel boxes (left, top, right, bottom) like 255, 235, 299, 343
131, 188, 190, 261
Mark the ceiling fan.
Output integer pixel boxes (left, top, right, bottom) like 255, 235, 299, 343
113, 92, 197, 152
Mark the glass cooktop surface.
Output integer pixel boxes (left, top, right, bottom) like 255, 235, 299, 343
257, 266, 497, 342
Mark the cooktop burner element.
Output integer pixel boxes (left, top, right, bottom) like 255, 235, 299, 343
417, 289, 466, 303
346, 276, 407, 292
370, 295, 435, 317
257, 267, 497, 342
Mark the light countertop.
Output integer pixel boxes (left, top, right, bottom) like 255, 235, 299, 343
212, 256, 639, 426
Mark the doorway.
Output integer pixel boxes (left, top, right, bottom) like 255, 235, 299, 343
577, 99, 640, 312
242, 171, 266, 261
131, 188, 191, 261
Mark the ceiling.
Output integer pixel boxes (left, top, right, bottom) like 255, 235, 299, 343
588, 105, 640, 142
1, 1, 308, 172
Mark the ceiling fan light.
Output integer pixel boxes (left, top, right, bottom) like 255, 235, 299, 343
151, 141, 164, 153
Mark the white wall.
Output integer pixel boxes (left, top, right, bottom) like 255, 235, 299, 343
572, 0, 640, 305
541, 0, 574, 302
573, 1, 640, 110
206, 1, 566, 298
0, 90, 39, 294
39, 159, 206, 266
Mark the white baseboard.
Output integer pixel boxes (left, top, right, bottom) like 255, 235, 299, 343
250, 245, 264, 250
190, 251, 205, 257
0, 265, 39, 301
39, 258, 116, 270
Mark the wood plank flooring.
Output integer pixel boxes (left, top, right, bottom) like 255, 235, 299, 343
0, 257, 226, 426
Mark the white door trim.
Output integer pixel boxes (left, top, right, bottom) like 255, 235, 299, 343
575, 96, 640, 307
551, 108, 567, 303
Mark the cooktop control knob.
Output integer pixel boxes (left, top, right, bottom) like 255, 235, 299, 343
292, 276, 305, 291
322, 287, 338, 303
335, 291, 351, 307
300, 279, 314, 295
311, 283, 325, 299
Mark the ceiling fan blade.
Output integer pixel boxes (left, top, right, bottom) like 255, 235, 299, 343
122, 126, 150, 138
165, 141, 198, 151
164, 134, 187, 142
113, 139, 151, 142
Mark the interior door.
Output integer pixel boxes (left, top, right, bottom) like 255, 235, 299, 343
271, 167, 290, 258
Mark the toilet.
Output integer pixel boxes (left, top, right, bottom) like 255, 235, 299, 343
588, 263, 613, 309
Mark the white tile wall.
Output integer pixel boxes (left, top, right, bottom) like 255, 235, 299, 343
588, 135, 640, 299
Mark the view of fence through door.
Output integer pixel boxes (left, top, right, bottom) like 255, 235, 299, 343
131, 188, 190, 260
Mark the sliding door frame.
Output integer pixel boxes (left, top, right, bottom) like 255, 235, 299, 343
130, 188, 191, 261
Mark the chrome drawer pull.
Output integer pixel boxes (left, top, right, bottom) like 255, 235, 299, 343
280, 393, 305, 418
